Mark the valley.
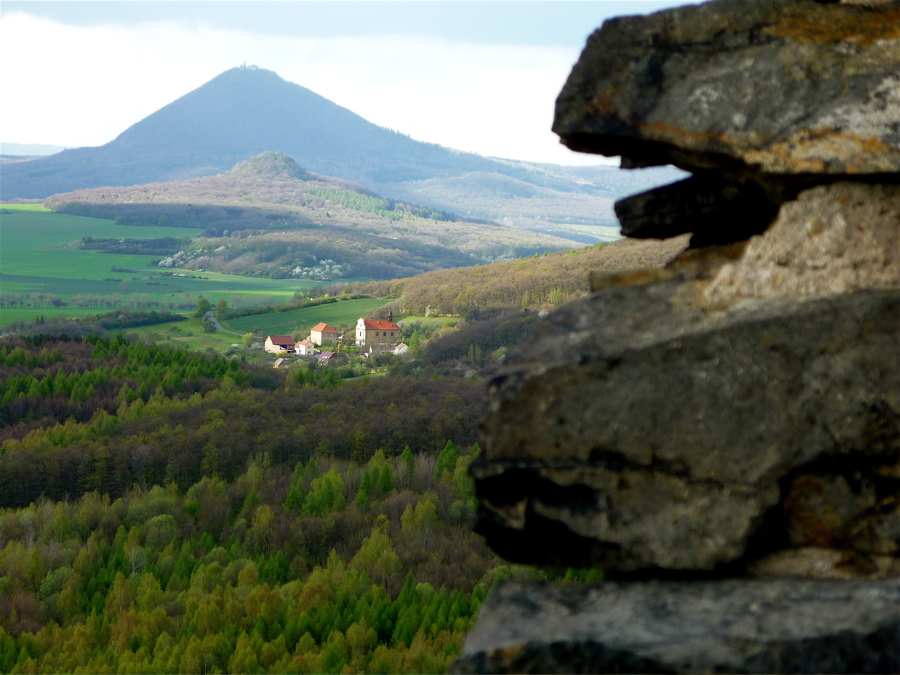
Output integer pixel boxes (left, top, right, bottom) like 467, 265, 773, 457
0, 56, 689, 675
42, 152, 577, 281
0, 205, 315, 326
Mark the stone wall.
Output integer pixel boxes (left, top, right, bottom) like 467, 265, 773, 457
455, 0, 899, 672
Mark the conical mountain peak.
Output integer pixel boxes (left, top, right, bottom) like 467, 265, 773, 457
0, 64, 665, 243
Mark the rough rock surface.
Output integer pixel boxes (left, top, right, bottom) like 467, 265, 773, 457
463, 0, 900, 672
553, 0, 900, 242
704, 181, 900, 304
472, 285, 900, 574
553, 0, 900, 179
613, 174, 777, 245
452, 579, 900, 674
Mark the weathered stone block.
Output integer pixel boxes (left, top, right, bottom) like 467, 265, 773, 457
452, 579, 900, 674
553, 0, 900, 180
473, 285, 899, 574
704, 181, 900, 304
614, 174, 777, 245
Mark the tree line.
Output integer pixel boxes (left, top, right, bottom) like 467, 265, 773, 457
0, 336, 483, 508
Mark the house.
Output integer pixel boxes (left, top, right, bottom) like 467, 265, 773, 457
362, 342, 409, 358
264, 335, 295, 354
355, 318, 400, 348
310, 322, 337, 346
295, 338, 315, 356
272, 358, 286, 369
317, 351, 336, 364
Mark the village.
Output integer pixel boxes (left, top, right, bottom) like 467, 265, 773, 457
263, 314, 409, 368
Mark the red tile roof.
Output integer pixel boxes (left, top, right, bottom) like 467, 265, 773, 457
363, 319, 399, 331
268, 335, 294, 345
311, 322, 336, 333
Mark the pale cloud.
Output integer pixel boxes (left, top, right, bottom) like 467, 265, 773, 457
1, 11, 611, 165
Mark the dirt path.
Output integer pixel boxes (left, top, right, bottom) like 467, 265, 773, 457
204, 312, 243, 336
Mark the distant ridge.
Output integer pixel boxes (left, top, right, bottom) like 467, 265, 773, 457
44, 152, 574, 279
0, 66, 503, 199
0, 65, 684, 240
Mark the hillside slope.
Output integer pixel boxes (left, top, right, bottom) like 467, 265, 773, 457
324, 235, 690, 316
1, 66, 683, 241
45, 152, 576, 280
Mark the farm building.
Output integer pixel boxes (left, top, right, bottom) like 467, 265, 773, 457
264, 335, 295, 354
310, 322, 337, 346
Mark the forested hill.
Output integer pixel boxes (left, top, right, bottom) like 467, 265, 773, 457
322, 235, 690, 316
0, 334, 603, 673
1, 65, 684, 241
44, 152, 576, 280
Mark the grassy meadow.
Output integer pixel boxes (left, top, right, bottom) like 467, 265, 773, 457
0, 205, 332, 325
124, 297, 394, 360
225, 297, 392, 335
126, 317, 248, 353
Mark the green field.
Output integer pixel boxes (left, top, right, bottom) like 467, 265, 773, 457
127, 318, 249, 355
0, 205, 341, 324
226, 298, 393, 335
0, 205, 198, 278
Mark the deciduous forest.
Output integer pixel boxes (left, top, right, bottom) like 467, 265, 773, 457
314, 235, 689, 317
0, 335, 597, 673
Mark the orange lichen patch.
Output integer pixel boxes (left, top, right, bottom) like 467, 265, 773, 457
638, 122, 740, 148
767, 7, 900, 45
591, 268, 676, 291
592, 243, 745, 292
744, 129, 900, 173
783, 475, 850, 548
590, 93, 620, 116
748, 548, 900, 579
488, 645, 528, 665
590, 83, 624, 116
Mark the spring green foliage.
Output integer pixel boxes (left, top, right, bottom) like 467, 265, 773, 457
308, 187, 453, 222
194, 297, 213, 318
435, 441, 460, 480
0, 206, 318, 325
226, 297, 391, 336
0, 334, 602, 673
0, 336, 484, 506
321, 237, 688, 315
215, 298, 229, 323
0, 335, 495, 673
0, 455, 495, 673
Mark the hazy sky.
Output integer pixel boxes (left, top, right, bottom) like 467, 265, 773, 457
1, 1, 689, 166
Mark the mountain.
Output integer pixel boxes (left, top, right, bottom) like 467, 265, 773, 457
1, 66, 683, 241
45, 152, 576, 280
